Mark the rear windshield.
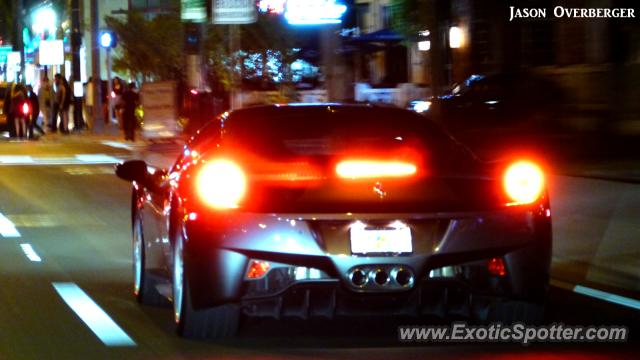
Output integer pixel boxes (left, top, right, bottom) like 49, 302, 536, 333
221, 109, 455, 158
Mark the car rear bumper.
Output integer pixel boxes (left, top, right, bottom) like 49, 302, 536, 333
183, 205, 552, 311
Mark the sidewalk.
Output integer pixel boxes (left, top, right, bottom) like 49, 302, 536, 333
35, 128, 185, 169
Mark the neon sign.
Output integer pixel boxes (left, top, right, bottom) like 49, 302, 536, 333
258, 0, 286, 14
285, 0, 347, 25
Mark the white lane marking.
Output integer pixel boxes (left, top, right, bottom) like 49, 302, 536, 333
20, 244, 41, 262
63, 166, 115, 175
574, 285, 640, 310
0, 213, 21, 237
5, 213, 104, 227
101, 141, 137, 151
52, 283, 136, 346
0, 155, 128, 165
0, 156, 35, 164
550, 279, 640, 310
76, 154, 121, 163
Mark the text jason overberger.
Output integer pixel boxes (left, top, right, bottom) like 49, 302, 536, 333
510, 6, 635, 21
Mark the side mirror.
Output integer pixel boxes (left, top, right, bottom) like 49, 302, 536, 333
115, 160, 148, 183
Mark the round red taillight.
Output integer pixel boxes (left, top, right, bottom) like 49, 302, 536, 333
198, 161, 245, 208
505, 162, 543, 205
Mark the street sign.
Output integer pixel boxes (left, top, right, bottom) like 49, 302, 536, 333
141, 81, 180, 140
182, 0, 207, 22
7, 52, 21, 72
0, 45, 12, 63
285, 0, 347, 24
212, 0, 257, 24
39, 40, 64, 65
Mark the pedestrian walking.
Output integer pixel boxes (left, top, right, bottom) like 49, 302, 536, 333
39, 77, 54, 132
11, 84, 29, 139
54, 74, 71, 133
51, 74, 65, 132
119, 82, 140, 141
25, 85, 44, 139
113, 77, 124, 129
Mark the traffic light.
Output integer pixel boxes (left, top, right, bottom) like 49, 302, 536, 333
184, 23, 201, 55
100, 31, 118, 48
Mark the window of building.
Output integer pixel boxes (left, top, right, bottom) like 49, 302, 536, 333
382, 5, 393, 29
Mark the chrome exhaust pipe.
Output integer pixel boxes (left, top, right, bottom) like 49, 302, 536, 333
349, 268, 368, 287
371, 269, 389, 286
392, 268, 414, 287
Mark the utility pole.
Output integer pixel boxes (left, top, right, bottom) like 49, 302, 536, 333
91, 0, 103, 134
70, 0, 85, 130
12, 0, 25, 83
426, 0, 445, 104
229, 24, 240, 109
321, 24, 344, 102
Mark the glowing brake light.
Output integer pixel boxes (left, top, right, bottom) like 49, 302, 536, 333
247, 261, 271, 279
22, 103, 29, 115
505, 162, 543, 205
337, 161, 416, 178
486, 258, 506, 276
199, 160, 246, 208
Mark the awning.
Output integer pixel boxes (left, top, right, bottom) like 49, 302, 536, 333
346, 29, 404, 43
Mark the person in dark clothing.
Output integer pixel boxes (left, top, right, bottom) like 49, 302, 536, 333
25, 85, 44, 138
58, 76, 71, 133
11, 84, 29, 139
50, 73, 64, 132
119, 82, 140, 141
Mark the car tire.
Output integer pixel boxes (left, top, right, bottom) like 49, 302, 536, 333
173, 221, 240, 339
133, 210, 169, 306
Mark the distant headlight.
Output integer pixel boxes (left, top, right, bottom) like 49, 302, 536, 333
199, 160, 245, 208
505, 162, 543, 205
412, 101, 431, 113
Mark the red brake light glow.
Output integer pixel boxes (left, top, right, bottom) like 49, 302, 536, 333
505, 162, 543, 205
486, 258, 506, 276
337, 161, 416, 178
199, 160, 246, 208
247, 261, 271, 279
22, 103, 29, 115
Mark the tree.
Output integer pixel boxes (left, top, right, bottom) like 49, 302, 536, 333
104, 10, 184, 82
391, 0, 447, 98
241, 12, 297, 89
0, 0, 13, 45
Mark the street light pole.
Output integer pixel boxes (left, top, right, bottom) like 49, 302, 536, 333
91, 0, 103, 134
70, 0, 84, 130
12, 0, 25, 83
107, 47, 113, 127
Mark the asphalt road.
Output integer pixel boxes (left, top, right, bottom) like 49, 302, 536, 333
0, 136, 638, 359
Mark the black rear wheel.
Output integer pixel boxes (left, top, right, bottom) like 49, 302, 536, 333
133, 210, 169, 306
173, 220, 240, 339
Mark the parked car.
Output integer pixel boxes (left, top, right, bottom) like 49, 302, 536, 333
115, 104, 552, 339
0, 82, 10, 131
425, 73, 564, 132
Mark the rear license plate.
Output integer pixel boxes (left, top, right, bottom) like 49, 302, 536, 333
350, 227, 412, 254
